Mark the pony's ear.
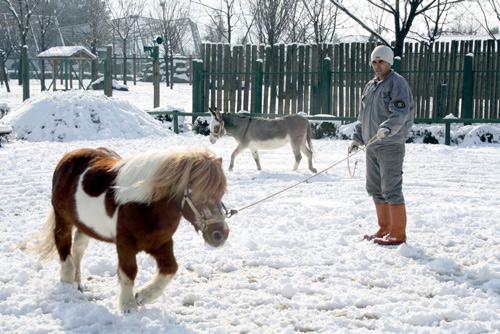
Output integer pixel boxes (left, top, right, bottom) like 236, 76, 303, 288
209, 107, 215, 116
215, 157, 223, 165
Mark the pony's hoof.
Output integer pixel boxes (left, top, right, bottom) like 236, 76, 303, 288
135, 292, 146, 305
310, 168, 317, 173
120, 301, 139, 314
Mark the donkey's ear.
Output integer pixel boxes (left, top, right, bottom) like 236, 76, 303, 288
209, 107, 215, 116
215, 157, 223, 165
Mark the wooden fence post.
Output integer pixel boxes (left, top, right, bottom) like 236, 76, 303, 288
133, 53, 137, 85
252, 59, 263, 114
22, 46, 29, 100
64, 59, 69, 91
462, 53, 473, 122
153, 46, 160, 108
393, 56, 402, 73
437, 83, 448, 119
191, 59, 203, 123
104, 46, 113, 97
321, 57, 332, 115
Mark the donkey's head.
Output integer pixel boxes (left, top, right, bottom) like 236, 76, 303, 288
208, 107, 225, 144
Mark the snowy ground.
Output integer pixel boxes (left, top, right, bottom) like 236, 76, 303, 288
0, 82, 499, 333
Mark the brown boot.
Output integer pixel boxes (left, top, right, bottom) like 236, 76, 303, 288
374, 204, 407, 245
363, 203, 390, 240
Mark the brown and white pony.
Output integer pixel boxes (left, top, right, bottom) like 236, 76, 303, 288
35, 147, 229, 313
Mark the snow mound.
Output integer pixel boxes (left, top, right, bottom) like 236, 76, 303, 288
3, 90, 168, 142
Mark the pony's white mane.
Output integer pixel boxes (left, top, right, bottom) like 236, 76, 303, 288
113, 151, 170, 204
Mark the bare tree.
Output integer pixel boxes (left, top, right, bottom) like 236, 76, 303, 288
107, 0, 145, 85
1, 0, 42, 84
285, 0, 308, 42
476, 0, 500, 39
247, 0, 296, 45
33, 0, 58, 91
417, 0, 453, 44
301, 0, 342, 43
192, 0, 241, 44
150, 0, 190, 89
329, 0, 464, 56
87, 0, 111, 81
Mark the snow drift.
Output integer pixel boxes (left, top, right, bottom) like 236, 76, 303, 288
2, 91, 169, 142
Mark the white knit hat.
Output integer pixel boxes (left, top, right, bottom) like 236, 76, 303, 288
370, 45, 394, 65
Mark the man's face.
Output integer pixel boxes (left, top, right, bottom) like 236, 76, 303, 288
371, 59, 391, 79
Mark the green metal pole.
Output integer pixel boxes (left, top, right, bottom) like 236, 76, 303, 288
22, 46, 30, 101
393, 56, 402, 73
252, 59, 263, 114
105, 46, 113, 97
437, 83, 448, 119
153, 46, 160, 109
445, 122, 451, 145
173, 110, 179, 134
322, 57, 332, 115
461, 54, 473, 124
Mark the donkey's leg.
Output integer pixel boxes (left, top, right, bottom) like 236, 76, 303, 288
291, 142, 302, 171
136, 240, 178, 305
117, 241, 139, 313
229, 143, 245, 171
251, 150, 262, 171
54, 212, 75, 284
300, 142, 317, 173
72, 229, 90, 291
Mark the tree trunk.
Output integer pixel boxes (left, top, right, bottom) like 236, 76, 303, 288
164, 53, 169, 87
91, 42, 98, 82
122, 39, 127, 85
0, 56, 11, 93
169, 48, 174, 89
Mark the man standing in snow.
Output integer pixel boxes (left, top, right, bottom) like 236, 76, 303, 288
348, 45, 414, 245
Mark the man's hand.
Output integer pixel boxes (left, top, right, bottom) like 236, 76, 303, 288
348, 140, 362, 154
376, 127, 390, 140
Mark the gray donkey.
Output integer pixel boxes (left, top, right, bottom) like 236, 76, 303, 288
209, 108, 317, 173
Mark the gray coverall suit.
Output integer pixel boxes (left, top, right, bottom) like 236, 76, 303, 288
353, 70, 414, 204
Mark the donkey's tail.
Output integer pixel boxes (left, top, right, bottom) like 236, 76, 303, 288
31, 206, 58, 261
306, 123, 315, 156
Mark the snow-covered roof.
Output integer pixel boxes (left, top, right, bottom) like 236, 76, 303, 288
37, 46, 97, 60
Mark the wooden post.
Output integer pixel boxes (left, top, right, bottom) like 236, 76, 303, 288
321, 57, 332, 115
191, 59, 203, 123
133, 53, 137, 85
173, 110, 179, 134
113, 53, 117, 79
104, 46, 113, 97
393, 56, 402, 73
64, 59, 69, 90
445, 122, 451, 145
79, 60, 83, 89
22, 46, 30, 101
461, 54, 473, 123
153, 46, 160, 108
69, 60, 73, 89
252, 59, 263, 114
437, 83, 448, 119
52, 61, 57, 91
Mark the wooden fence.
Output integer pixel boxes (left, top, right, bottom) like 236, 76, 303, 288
193, 40, 500, 120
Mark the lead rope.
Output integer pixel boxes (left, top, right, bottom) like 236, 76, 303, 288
225, 135, 380, 218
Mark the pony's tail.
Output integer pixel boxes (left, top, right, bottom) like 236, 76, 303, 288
31, 207, 58, 261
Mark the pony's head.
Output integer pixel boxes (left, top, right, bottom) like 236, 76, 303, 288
113, 149, 229, 247
151, 149, 229, 247
208, 107, 225, 144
